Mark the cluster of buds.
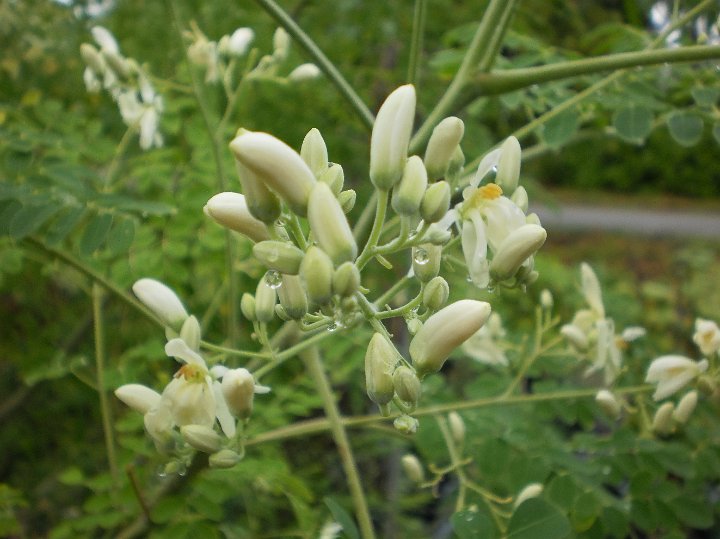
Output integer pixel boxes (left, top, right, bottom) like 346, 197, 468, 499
186, 24, 320, 87
80, 26, 163, 150
115, 279, 269, 471
561, 263, 645, 386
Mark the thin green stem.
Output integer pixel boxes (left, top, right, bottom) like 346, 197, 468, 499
409, 0, 513, 154
301, 347, 376, 539
407, 0, 428, 86
104, 127, 134, 191
200, 341, 269, 360
375, 290, 423, 320
372, 276, 413, 308
92, 284, 118, 482
476, 0, 519, 72
252, 0, 374, 130
356, 190, 389, 269
436, 415, 467, 512
474, 45, 720, 95
254, 328, 337, 379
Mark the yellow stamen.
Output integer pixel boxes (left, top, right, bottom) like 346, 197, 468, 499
175, 364, 205, 383
468, 183, 503, 209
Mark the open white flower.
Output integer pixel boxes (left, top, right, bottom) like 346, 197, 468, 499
461, 312, 508, 367
693, 318, 720, 357
645, 355, 708, 401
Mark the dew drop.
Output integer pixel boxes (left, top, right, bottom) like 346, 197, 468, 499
327, 322, 338, 332
156, 465, 168, 478
265, 270, 282, 289
176, 462, 187, 477
413, 248, 429, 265
327, 161, 336, 167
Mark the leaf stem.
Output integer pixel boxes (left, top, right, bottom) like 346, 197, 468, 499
407, 0, 428, 86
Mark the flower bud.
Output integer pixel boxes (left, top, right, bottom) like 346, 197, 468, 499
241, 293, 257, 322
496, 136, 521, 195
420, 181, 451, 224
370, 85, 416, 190
393, 366, 422, 405
277, 274, 308, 319
221, 368, 257, 419
407, 318, 423, 335
401, 454, 425, 483
254, 278, 277, 323
514, 483, 543, 509
273, 27, 290, 60
300, 128, 328, 177
448, 411, 466, 446
223, 27, 254, 56
103, 50, 131, 79
275, 305, 291, 321
233, 158, 282, 224
540, 289, 554, 310
561, 324, 588, 350
365, 333, 398, 405
132, 278, 189, 330
424, 224, 452, 245
289, 63, 321, 82
489, 224, 547, 282
308, 182, 357, 264
253, 241, 305, 275
333, 262, 361, 298
392, 155, 428, 216
412, 244, 442, 282
300, 246, 334, 305
511, 186, 529, 213
230, 131, 316, 216
652, 402, 675, 436
393, 415, 419, 434
424, 117, 465, 180
209, 449, 242, 468
204, 192, 271, 242
181, 424, 223, 453
673, 390, 698, 424
80, 43, 105, 73
180, 315, 201, 352
410, 300, 492, 377
422, 276, 449, 311
338, 189, 356, 214
115, 384, 161, 414
318, 163, 344, 196
595, 389, 621, 419
446, 146, 465, 180
581, 263, 605, 318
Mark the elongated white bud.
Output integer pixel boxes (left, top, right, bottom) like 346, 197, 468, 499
673, 390, 698, 424
496, 136, 521, 194
209, 449, 241, 468
365, 333, 398, 405
489, 224, 547, 282
300, 246, 334, 305
392, 155, 428, 216
561, 324, 589, 350
277, 274, 308, 319
401, 454, 425, 483
254, 279, 277, 323
221, 368, 269, 419
370, 85, 416, 190
393, 366, 422, 405
301, 128, 328, 176
180, 315, 201, 351
115, 384, 161, 414
253, 241, 305, 275
318, 163, 344, 195
80, 43, 105, 73
241, 293, 256, 321
420, 181, 451, 224
511, 186, 529, 213
448, 412, 466, 446
181, 424, 223, 453
308, 182, 357, 264
132, 278, 189, 330
289, 63, 321, 81
410, 300, 492, 377
580, 263, 605, 318
595, 389, 621, 419
424, 117, 465, 180
204, 192, 271, 242
652, 402, 675, 436
514, 483, 543, 509
230, 131, 316, 216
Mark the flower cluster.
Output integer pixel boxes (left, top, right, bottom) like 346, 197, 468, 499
80, 26, 163, 150
116, 279, 269, 470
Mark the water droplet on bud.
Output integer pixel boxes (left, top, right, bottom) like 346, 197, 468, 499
413, 248, 429, 265
265, 270, 282, 289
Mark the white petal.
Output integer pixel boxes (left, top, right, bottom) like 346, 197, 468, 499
115, 384, 161, 414
645, 355, 695, 383
163, 378, 215, 427
165, 338, 207, 367
213, 381, 236, 437
653, 371, 696, 400
91, 26, 119, 54
462, 213, 489, 288
472, 148, 501, 187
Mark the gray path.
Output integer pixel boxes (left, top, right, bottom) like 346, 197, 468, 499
531, 203, 720, 239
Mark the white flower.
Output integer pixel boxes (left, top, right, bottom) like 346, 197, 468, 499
116, 76, 164, 150
221, 27, 254, 57
218, 367, 271, 419
91, 26, 120, 54
580, 263, 605, 318
693, 318, 720, 357
645, 355, 709, 401
461, 313, 509, 367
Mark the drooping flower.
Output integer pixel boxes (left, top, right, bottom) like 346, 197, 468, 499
693, 318, 720, 357
645, 355, 708, 401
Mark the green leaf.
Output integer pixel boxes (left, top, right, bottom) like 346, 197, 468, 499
713, 122, 720, 145
507, 498, 572, 539
666, 112, 703, 147
79, 213, 113, 255
95, 193, 175, 216
9, 203, 61, 239
0, 199, 23, 235
324, 497, 359, 539
612, 106, 653, 144
46, 207, 86, 245
540, 109, 579, 149
106, 217, 135, 255
670, 494, 713, 529
691, 87, 720, 107
452, 507, 498, 538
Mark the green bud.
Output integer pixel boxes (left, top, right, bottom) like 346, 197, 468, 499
448, 411, 466, 446
652, 402, 675, 436
332, 262, 361, 297
253, 240, 305, 275
392, 366, 422, 405
308, 182, 357, 265
318, 163, 344, 195
446, 146, 465, 181
277, 274, 308, 319
241, 293, 257, 322
365, 333, 398, 405
422, 276, 449, 311
410, 300, 492, 377
233, 158, 282, 224
511, 186, 529, 213
370, 85, 416, 190
273, 27, 290, 60
209, 449, 242, 469
181, 424, 222, 453
540, 289, 554, 310
300, 246, 334, 305
179, 315, 201, 352
275, 305, 291, 321
595, 389, 621, 419
401, 454, 425, 483
412, 244, 442, 282
300, 127, 328, 177
407, 318, 423, 335
424, 225, 452, 245
489, 224, 547, 282
424, 117, 465, 180
673, 390, 698, 424
420, 181, 451, 224
338, 189, 356, 214
496, 136, 521, 195
393, 415, 419, 434
254, 278, 277, 323
392, 155, 428, 216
